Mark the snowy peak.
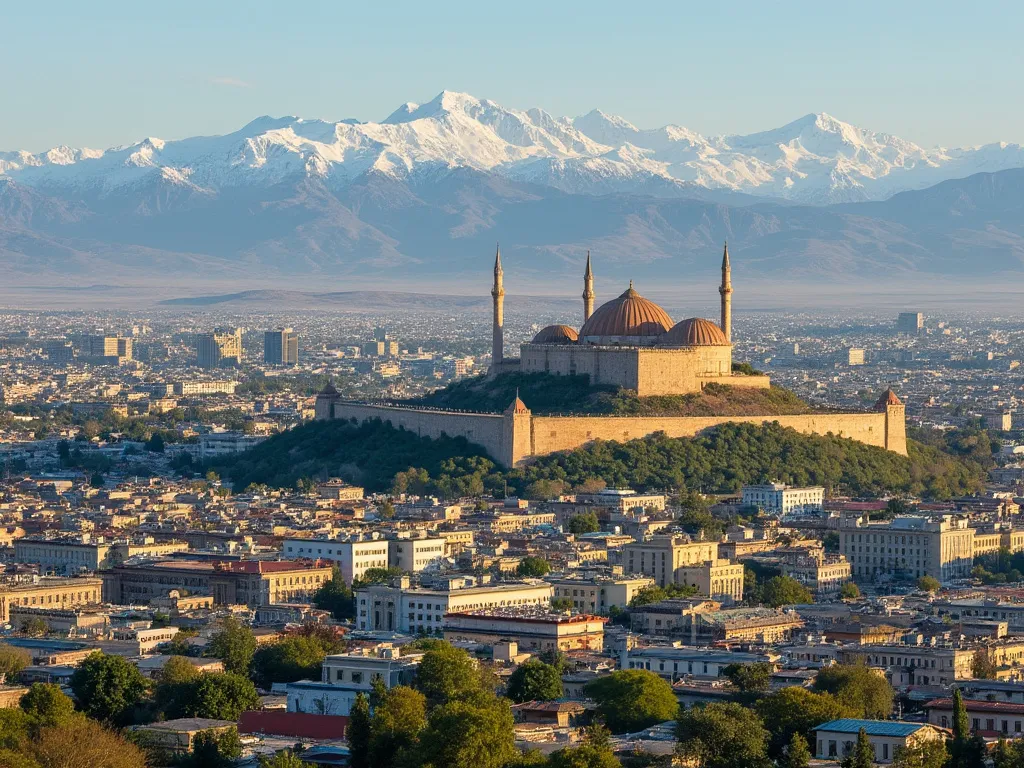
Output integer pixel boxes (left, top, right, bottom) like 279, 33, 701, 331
3, 94, 1024, 205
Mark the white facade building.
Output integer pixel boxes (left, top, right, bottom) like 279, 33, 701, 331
282, 537, 389, 585
742, 483, 824, 515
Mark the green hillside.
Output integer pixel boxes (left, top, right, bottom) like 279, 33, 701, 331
212, 417, 984, 501
407, 371, 814, 416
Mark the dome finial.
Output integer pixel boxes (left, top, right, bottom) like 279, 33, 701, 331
629, 279, 634, 289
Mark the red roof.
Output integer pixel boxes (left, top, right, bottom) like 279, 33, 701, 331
238, 711, 348, 740
875, 389, 904, 409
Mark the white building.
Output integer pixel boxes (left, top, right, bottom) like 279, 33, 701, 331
814, 719, 945, 764
198, 432, 266, 461
286, 643, 422, 717
355, 576, 552, 635
282, 536, 389, 585
389, 536, 446, 573
742, 483, 824, 515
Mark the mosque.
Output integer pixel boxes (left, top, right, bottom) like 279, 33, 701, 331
316, 245, 907, 465
488, 244, 771, 396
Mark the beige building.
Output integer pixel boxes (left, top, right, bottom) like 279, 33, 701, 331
0, 576, 103, 623
782, 553, 852, 596
839, 515, 974, 583
316, 480, 365, 501
356, 577, 552, 635
102, 559, 332, 607
549, 575, 656, 613
677, 559, 745, 603
443, 607, 606, 652
623, 535, 721, 588
15, 536, 188, 574
842, 644, 974, 687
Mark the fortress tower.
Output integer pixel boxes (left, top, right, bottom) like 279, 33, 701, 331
583, 251, 595, 322
719, 241, 733, 342
491, 244, 505, 370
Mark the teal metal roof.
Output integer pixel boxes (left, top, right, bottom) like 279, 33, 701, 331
816, 719, 925, 737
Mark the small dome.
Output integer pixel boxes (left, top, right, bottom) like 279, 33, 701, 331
661, 318, 729, 346
531, 325, 579, 344
579, 283, 673, 339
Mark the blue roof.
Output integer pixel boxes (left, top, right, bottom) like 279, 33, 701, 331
816, 719, 925, 737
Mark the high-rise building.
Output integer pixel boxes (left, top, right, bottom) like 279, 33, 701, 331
45, 341, 75, 363
264, 328, 298, 365
86, 335, 132, 363
847, 348, 866, 366
196, 328, 242, 368
897, 312, 924, 335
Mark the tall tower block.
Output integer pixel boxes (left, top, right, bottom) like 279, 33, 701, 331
491, 244, 505, 370
719, 242, 733, 342
583, 251, 595, 322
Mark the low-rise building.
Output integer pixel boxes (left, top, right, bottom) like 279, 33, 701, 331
548, 575, 655, 613
443, 607, 607, 652
0, 576, 104, 623
814, 719, 945, 764
742, 483, 825, 515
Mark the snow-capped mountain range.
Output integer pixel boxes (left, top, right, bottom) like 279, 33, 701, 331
4, 90, 1024, 205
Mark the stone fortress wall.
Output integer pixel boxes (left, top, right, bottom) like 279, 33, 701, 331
321, 398, 908, 468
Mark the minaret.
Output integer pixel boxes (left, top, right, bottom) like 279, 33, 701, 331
491, 244, 505, 369
719, 241, 733, 342
582, 250, 595, 322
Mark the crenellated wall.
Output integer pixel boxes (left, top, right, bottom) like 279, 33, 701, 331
325, 399, 908, 467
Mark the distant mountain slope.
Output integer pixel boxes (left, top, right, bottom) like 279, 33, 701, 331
6, 166, 1024, 283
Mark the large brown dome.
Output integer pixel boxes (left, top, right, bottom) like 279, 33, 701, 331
531, 325, 579, 344
579, 283, 673, 339
661, 317, 729, 346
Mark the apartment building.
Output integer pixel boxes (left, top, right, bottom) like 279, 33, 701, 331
548, 575, 655, 613
621, 646, 772, 681
742, 483, 825, 515
622, 536, 720, 588
676, 559, 745, 603
195, 328, 243, 368
841, 643, 974, 687
282, 537, 391, 584
838, 515, 974, 582
389, 536, 446, 573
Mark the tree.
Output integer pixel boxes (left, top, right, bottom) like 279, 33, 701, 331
347, 693, 371, 768
516, 557, 551, 578
251, 637, 329, 689
154, 656, 202, 717
839, 582, 861, 599
782, 731, 811, 768
722, 662, 772, 694
146, 433, 165, 453
417, 696, 516, 768
971, 648, 998, 679
181, 672, 260, 720
760, 576, 813, 607
676, 701, 771, 768
548, 724, 619, 768
840, 728, 874, 768
312, 567, 355, 620
69, 652, 148, 725
585, 670, 679, 734
184, 728, 242, 768
18, 618, 47, 638
415, 644, 481, 706
32, 717, 147, 768
367, 686, 427, 768
506, 661, 563, 703
756, 687, 853, 758
166, 628, 199, 656
206, 617, 257, 675
259, 751, 306, 768
948, 688, 986, 768
891, 741, 949, 768
89, 472, 105, 488
813, 664, 893, 719
0, 644, 30, 682
566, 512, 600, 535
917, 575, 941, 593
19, 683, 76, 731
550, 597, 574, 612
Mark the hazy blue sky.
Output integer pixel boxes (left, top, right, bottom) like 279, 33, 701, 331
3, 0, 1020, 152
